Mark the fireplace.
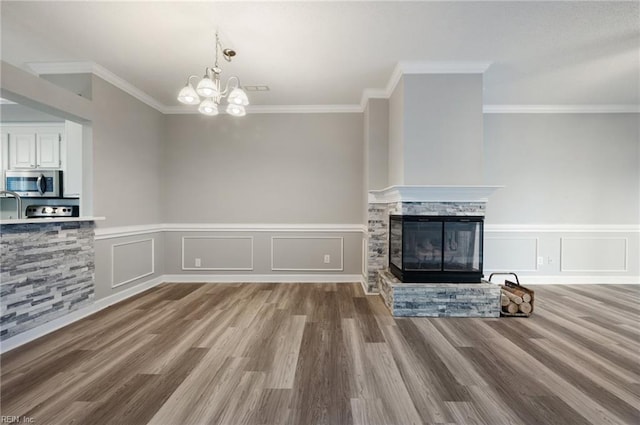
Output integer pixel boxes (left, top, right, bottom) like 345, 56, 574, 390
389, 215, 484, 283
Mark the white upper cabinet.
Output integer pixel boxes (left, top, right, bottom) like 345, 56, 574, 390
9, 132, 37, 169
36, 132, 62, 168
6, 125, 62, 170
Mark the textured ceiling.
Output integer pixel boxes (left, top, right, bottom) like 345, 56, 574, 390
1, 1, 638, 108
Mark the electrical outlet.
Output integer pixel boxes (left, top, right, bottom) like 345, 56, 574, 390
548, 257, 553, 264
537, 256, 544, 266
195, 258, 201, 267
324, 254, 331, 264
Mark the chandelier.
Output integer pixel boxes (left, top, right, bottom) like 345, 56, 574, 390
177, 31, 249, 117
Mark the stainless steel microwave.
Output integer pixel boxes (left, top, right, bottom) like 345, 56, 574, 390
5, 170, 62, 197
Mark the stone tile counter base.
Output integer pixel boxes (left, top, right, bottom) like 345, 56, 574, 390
0, 221, 95, 340
377, 270, 501, 317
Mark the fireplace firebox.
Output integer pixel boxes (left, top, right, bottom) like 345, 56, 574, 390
389, 215, 484, 283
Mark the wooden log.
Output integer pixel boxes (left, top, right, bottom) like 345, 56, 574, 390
502, 284, 532, 303
501, 293, 510, 307
504, 302, 519, 314
519, 302, 532, 315
501, 288, 523, 305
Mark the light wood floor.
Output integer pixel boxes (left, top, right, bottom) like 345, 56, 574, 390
1, 282, 639, 425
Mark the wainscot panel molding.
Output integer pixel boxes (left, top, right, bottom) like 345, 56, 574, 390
560, 237, 628, 273
181, 236, 254, 271
484, 226, 638, 284
484, 237, 540, 272
165, 223, 367, 233
485, 224, 640, 233
95, 224, 165, 239
271, 236, 344, 272
111, 238, 155, 288
95, 223, 367, 239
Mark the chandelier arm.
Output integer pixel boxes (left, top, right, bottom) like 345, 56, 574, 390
181, 30, 247, 115
220, 76, 240, 97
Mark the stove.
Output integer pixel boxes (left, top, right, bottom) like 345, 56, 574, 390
25, 205, 79, 218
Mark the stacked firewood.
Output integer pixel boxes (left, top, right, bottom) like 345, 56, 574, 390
500, 283, 534, 316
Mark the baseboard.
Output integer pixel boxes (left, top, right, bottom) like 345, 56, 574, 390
162, 273, 364, 284
358, 275, 380, 296
488, 275, 640, 285
0, 276, 165, 354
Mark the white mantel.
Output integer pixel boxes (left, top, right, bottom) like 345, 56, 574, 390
368, 185, 504, 204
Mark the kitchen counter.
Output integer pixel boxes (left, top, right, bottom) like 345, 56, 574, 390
0, 216, 105, 225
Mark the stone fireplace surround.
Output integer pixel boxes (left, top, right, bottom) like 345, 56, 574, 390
367, 185, 502, 317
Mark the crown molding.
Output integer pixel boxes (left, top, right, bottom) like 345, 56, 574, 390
361, 60, 493, 110
483, 104, 640, 114
246, 104, 362, 114
26, 61, 166, 112
24, 61, 637, 116
26, 61, 94, 75
391, 61, 492, 93
163, 104, 362, 114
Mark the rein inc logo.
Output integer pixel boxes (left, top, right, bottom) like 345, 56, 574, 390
1, 417, 34, 424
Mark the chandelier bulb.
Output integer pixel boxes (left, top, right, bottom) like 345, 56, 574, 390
180, 32, 248, 116
177, 83, 200, 105
199, 98, 219, 116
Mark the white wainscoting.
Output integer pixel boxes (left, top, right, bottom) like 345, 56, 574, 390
181, 236, 254, 271
271, 236, 344, 271
484, 237, 539, 272
111, 238, 155, 288
484, 226, 638, 284
560, 237, 628, 272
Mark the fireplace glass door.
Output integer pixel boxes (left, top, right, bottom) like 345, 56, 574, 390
443, 221, 482, 272
404, 221, 442, 271
389, 215, 484, 283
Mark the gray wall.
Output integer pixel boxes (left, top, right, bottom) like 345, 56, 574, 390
0, 103, 64, 122
41, 73, 93, 100
403, 74, 484, 185
162, 113, 364, 224
388, 78, 404, 186
483, 112, 639, 282
365, 98, 390, 191
484, 113, 639, 224
92, 75, 164, 228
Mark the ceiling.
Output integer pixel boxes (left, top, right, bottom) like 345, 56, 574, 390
1, 1, 638, 110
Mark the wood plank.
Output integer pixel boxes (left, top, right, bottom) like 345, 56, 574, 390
287, 321, 353, 425
1, 282, 639, 425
